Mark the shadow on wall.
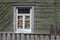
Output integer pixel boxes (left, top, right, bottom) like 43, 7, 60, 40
50, 24, 60, 35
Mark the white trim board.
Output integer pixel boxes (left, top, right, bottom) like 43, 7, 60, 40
13, 6, 34, 33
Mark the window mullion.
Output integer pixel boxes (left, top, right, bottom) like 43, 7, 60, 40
16, 8, 18, 29
30, 8, 31, 29
23, 15, 25, 29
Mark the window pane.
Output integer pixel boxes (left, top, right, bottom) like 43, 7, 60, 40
25, 20, 30, 29
25, 16, 30, 20
18, 20, 23, 29
25, 16, 30, 29
18, 7, 30, 13
18, 16, 23, 29
18, 16, 23, 19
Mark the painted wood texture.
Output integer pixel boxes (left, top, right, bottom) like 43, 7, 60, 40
56, 3, 60, 25
34, 3, 55, 34
0, 2, 59, 34
0, 32, 60, 40
0, 3, 13, 32
0, 0, 54, 3
56, 3, 60, 34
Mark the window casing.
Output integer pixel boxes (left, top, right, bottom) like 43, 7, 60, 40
13, 6, 34, 33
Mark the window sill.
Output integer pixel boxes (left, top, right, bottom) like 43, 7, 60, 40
16, 29, 31, 33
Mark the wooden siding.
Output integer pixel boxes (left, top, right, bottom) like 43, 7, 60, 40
0, 3, 13, 32
56, 3, 60, 25
0, 0, 54, 3
0, 2, 55, 34
56, 0, 60, 3
56, 3, 60, 34
1, 1, 60, 34
34, 3, 55, 34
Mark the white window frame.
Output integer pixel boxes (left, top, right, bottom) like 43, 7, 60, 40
13, 6, 34, 33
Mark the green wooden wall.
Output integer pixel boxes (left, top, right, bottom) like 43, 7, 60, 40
56, 1, 60, 34
34, 3, 55, 34
0, 0, 60, 34
0, 3, 13, 32
0, 0, 54, 3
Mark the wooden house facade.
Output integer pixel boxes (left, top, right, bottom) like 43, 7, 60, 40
0, 0, 60, 34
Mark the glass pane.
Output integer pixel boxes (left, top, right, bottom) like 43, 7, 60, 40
25, 20, 30, 29
18, 16, 23, 19
18, 16, 23, 29
18, 7, 30, 13
25, 16, 30, 20
18, 20, 23, 29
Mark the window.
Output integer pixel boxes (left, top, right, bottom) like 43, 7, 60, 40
13, 6, 34, 33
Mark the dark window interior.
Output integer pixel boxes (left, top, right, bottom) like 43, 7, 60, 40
17, 7, 31, 14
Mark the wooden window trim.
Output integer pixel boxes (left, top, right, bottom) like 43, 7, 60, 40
13, 6, 34, 33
